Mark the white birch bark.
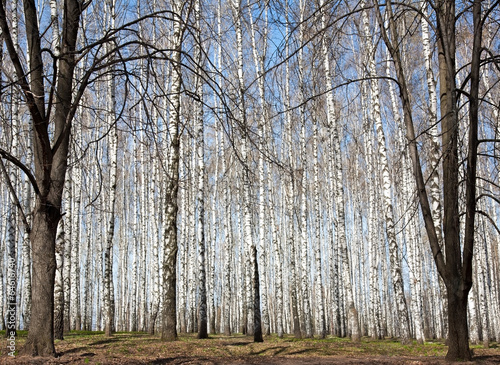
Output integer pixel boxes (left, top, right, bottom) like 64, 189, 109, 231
6, 0, 19, 333
6, 201, 17, 333
474, 219, 490, 348
284, 0, 301, 338
469, 285, 480, 344
70, 143, 82, 331
54, 220, 65, 339
20, 101, 33, 330
420, 0, 443, 244
269, 164, 284, 338
360, 4, 411, 344
103, 0, 117, 337
360, 77, 382, 339
50, 0, 60, 57
386, 53, 425, 343
248, 0, 270, 336
297, 0, 312, 338
487, 207, 500, 342
325, 118, 341, 337
221, 122, 233, 336
0, 200, 4, 330
161, 0, 183, 340
235, 175, 246, 334
149, 157, 161, 334
130, 141, 139, 332
139, 137, 148, 332
231, 0, 261, 339
83, 158, 94, 330
320, 0, 360, 340
299, 115, 313, 338
420, 1, 448, 337
312, 117, 326, 338
209, 129, 218, 335
187, 139, 197, 333
482, 54, 500, 344
213, 0, 231, 337
178, 134, 187, 333
62, 172, 72, 333
195, 0, 208, 335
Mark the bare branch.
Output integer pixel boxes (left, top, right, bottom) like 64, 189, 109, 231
0, 148, 40, 196
0, 158, 31, 234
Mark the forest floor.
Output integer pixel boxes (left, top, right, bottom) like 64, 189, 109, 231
1, 331, 500, 365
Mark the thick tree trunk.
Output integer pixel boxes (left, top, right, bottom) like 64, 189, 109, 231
446, 285, 472, 361
22, 199, 59, 356
161, 0, 183, 341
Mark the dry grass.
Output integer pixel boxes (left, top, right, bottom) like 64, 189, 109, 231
1, 330, 499, 364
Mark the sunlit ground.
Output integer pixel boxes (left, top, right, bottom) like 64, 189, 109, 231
1, 330, 499, 364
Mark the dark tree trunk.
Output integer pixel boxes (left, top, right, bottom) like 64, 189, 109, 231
149, 311, 158, 335
253, 246, 263, 343
22, 200, 59, 356
0, 0, 82, 355
292, 286, 302, 339
161, 252, 178, 341
374, 0, 486, 360
446, 285, 472, 361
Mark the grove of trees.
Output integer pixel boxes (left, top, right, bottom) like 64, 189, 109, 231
0, 0, 498, 361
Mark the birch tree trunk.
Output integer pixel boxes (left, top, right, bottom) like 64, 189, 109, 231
386, 53, 425, 344
70, 131, 82, 331
221, 125, 233, 336
63, 174, 72, 334
297, 0, 313, 338
149, 157, 161, 334
474, 219, 490, 348
420, 1, 448, 338
54, 220, 65, 340
284, 0, 301, 339
6, 2, 19, 332
195, 0, 208, 337
248, 0, 270, 336
161, 0, 184, 341
361, 77, 382, 339
231, 0, 262, 341
312, 117, 326, 339
361, 3, 411, 344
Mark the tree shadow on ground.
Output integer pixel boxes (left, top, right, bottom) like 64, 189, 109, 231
89, 337, 120, 346
57, 347, 89, 356
150, 356, 218, 364
249, 346, 288, 356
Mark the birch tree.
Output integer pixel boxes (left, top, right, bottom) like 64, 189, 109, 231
103, 0, 118, 336
284, 0, 302, 338
361, 3, 411, 344
195, 0, 208, 338
54, 220, 65, 340
161, 0, 186, 341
